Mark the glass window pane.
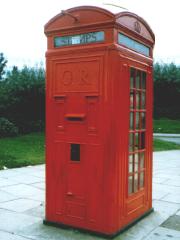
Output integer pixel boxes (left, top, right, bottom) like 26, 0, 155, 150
54, 31, 105, 47
135, 133, 139, 150
136, 112, 140, 129
129, 155, 133, 173
130, 68, 135, 88
136, 92, 141, 109
140, 132, 146, 149
140, 172, 144, 188
134, 153, 139, 172
141, 112, 146, 129
128, 68, 147, 196
128, 176, 133, 194
118, 33, 150, 56
142, 72, 146, 89
129, 133, 134, 151
141, 92, 146, 109
130, 90, 134, 109
134, 173, 138, 192
140, 152, 145, 169
136, 71, 141, 89
130, 112, 134, 130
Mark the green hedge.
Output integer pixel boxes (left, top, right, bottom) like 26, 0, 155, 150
154, 62, 180, 119
0, 117, 18, 137
0, 65, 45, 134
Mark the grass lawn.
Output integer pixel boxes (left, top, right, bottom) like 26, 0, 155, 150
153, 138, 180, 151
0, 131, 180, 170
154, 118, 180, 133
0, 132, 45, 170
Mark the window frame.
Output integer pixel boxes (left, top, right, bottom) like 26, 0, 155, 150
128, 67, 147, 196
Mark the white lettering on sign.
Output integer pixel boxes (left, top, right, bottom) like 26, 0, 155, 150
72, 36, 80, 45
54, 31, 104, 47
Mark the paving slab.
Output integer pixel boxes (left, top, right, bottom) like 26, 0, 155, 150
164, 178, 180, 187
153, 200, 180, 218
0, 198, 42, 213
152, 187, 168, 200
0, 184, 45, 202
24, 204, 45, 219
176, 210, 180, 216
159, 168, 180, 176
153, 183, 180, 196
153, 150, 180, 162
16, 223, 105, 240
36, 165, 45, 170
161, 215, 180, 231
31, 182, 45, 190
0, 209, 41, 233
16, 222, 144, 240
28, 171, 45, 179
0, 177, 18, 187
153, 173, 176, 179
153, 183, 180, 203
144, 226, 180, 240
28, 192, 45, 202
0, 231, 29, 240
116, 211, 167, 240
7, 174, 43, 185
0, 190, 19, 203
0, 169, 22, 178
161, 193, 180, 204
11, 167, 45, 179
29, 165, 45, 171
153, 176, 169, 184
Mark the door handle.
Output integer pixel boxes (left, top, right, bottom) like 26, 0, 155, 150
66, 191, 74, 196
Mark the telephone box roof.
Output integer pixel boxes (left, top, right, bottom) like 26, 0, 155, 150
45, 6, 155, 43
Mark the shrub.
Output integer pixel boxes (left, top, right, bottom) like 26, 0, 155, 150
154, 62, 180, 119
0, 117, 18, 138
0, 65, 45, 133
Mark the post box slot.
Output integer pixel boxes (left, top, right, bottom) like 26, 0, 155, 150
54, 95, 66, 100
71, 144, 80, 161
67, 117, 83, 122
65, 114, 85, 122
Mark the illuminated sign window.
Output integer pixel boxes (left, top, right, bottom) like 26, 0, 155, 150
118, 33, 150, 56
54, 31, 104, 47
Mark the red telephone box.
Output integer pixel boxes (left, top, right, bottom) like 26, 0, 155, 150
44, 6, 155, 237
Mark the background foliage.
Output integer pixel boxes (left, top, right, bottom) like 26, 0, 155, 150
154, 62, 180, 119
0, 53, 45, 135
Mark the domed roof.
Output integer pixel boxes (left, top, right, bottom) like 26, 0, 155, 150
45, 6, 155, 43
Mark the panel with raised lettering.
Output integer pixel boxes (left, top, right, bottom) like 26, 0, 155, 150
54, 59, 100, 93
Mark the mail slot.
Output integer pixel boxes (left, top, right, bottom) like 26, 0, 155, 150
65, 114, 86, 121
44, 6, 155, 237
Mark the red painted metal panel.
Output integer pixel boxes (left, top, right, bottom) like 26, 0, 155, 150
45, 6, 155, 237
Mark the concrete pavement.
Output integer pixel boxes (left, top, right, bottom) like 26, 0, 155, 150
154, 133, 180, 145
0, 150, 180, 239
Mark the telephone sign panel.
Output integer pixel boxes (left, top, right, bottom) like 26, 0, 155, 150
44, 6, 155, 237
54, 31, 105, 47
